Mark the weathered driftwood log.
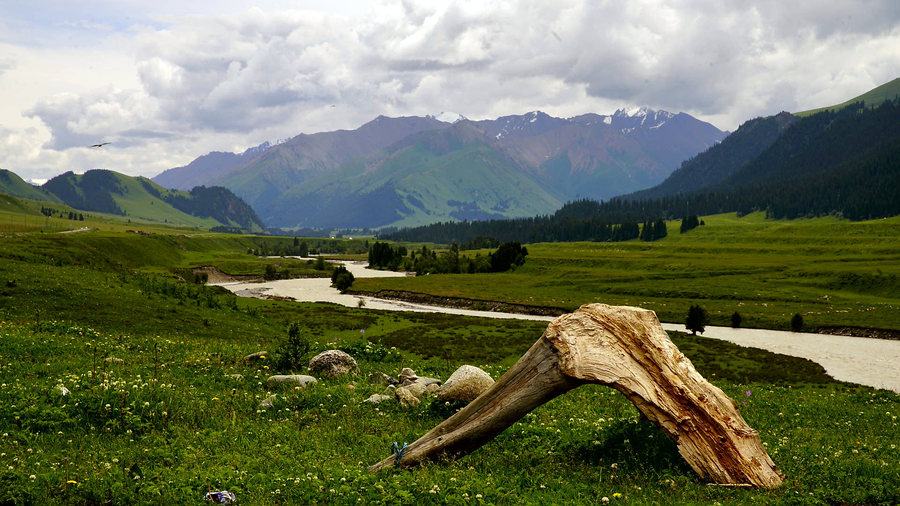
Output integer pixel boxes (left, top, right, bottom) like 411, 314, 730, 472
370, 303, 784, 488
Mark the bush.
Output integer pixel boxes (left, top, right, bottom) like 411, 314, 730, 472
331, 265, 355, 292
273, 323, 313, 372
489, 242, 528, 272
791, 313, 804, 332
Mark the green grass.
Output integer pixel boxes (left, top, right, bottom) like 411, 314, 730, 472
0, 211, 898, 503
353, 213, 900, 332
1, 314, 898, 504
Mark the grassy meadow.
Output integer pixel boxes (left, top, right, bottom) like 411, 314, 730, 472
354, 213, 900, 332
0, 203, 898, 504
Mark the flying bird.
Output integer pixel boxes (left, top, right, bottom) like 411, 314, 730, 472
89, 142, 111, 148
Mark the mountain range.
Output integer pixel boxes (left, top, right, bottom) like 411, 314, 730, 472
153, 108, 727, 229
382, 78, 900, 244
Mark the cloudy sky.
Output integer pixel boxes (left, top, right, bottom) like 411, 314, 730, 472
2, 0, 899, 183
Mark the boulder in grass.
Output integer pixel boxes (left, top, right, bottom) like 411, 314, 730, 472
308, 350, 359, 378
437, 365, 494, 402
266, 375, 317, 389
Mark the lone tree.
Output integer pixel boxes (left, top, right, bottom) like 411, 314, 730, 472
331, 265, 355, 292
685, 304, 709, 335
791, 313, 804, 332
731, 311, 742, 328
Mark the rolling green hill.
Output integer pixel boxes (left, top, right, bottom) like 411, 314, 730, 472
0, 169, 60, 203
795, 77, 900, 116
40, 169, 265, 232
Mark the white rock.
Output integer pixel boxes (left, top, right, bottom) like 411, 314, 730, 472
266, 375, 317, 389
437, 365, 494, 402
309, 350, 359, 378
260, 395, 277, 409
364, 394, 393, 404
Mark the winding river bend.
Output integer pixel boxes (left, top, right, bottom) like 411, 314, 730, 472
215, 260, 900, 393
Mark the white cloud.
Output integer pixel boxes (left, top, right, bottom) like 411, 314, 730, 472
2, 0, 899, 182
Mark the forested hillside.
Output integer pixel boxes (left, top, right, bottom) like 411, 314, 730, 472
383, 99, 900, 244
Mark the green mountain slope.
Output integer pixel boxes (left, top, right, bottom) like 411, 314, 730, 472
795, 77, 900, 116
210, 116, 451, 213
263, 127, 563, 228
42, 169, 264, 231
0, 169, 61, 203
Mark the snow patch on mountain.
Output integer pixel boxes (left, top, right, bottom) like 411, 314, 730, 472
612, 107, 675, 133
429, 111, 468, 123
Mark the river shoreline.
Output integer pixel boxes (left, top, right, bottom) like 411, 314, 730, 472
212, 260, 900, 393
348, 288, 900, 341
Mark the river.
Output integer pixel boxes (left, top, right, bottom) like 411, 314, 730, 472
214, 260, 900, 393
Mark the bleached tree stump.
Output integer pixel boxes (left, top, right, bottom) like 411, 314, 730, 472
370, 303, 784, 488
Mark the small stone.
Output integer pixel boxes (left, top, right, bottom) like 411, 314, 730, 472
266, 375, 317, 389
346, 384, 356, 391
399, 381, 427, 399
228, 374, 244, 381
309, 350, 359, 378
368, 372, 396, 386
364, 394, 393, 404
243, 351, 268, 362
410, 376, 442, 388
398, 368, 417, 383
259, 395, 277, 409
396, 387, 420, 408
437, 365, 494, 402
104, 357, 124, 365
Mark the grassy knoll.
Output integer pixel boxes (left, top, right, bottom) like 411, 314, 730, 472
0, 211, 898, 503
354, 213, 900, 332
